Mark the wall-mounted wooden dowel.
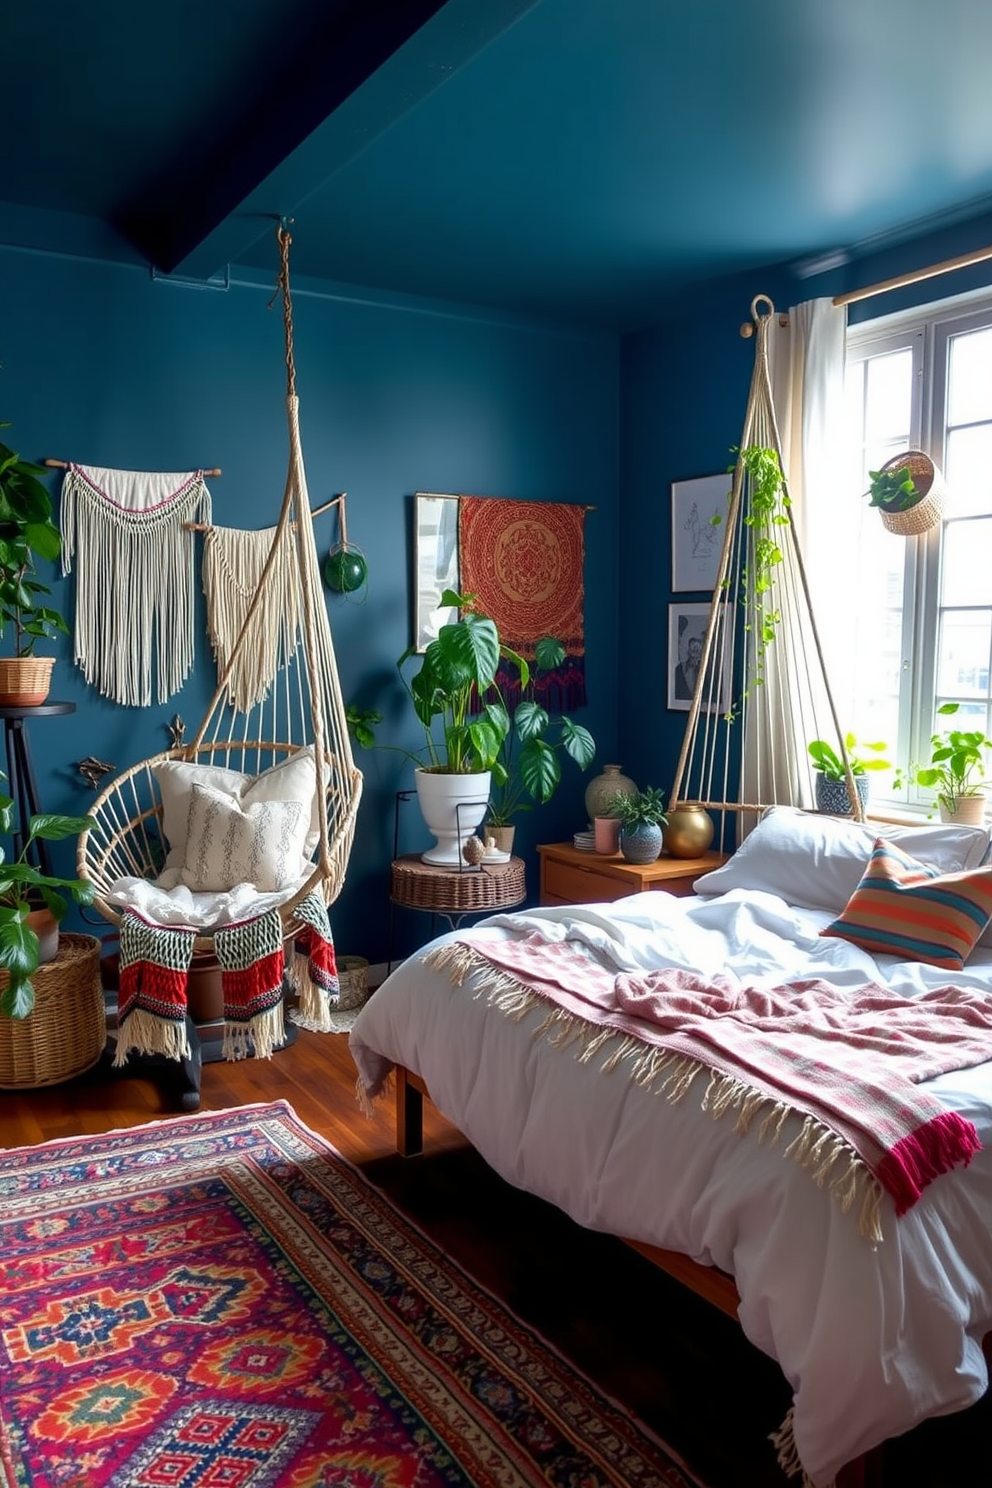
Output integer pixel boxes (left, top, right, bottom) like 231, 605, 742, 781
43, 459, 222, 476
182, 494, 345, 534
311, 492, 346, 519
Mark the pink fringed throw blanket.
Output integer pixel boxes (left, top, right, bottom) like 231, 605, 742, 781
426, 931, 991, 1241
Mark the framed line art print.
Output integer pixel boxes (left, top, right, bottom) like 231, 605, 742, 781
668, 602, 730, 712
670, 473, 730, 592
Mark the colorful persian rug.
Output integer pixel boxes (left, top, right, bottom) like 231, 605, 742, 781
0, 1102, 697, 1488
458, 496, 587, 710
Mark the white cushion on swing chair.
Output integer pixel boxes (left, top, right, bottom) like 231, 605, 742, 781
103, 870, 313, 930
181, 784, 313, 893
153, 746, 322, 876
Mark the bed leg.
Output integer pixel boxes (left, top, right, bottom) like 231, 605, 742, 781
396, 1067, 423, 1157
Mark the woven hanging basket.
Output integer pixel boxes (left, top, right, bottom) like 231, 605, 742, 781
876, 451, 945, 536
0, 933, 106, 1088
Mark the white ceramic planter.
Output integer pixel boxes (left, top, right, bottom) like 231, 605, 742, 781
415, 768, 491, 866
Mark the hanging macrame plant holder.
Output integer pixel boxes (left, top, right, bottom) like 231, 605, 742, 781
668, 295, 856, 844
78, 225, 363, 952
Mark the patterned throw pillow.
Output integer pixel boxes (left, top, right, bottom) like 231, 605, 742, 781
821, 837, 992, 969
181, 784, 312, 893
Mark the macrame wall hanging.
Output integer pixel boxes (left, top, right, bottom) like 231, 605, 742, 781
57, 463, 213, 706
668, 295, 851, 846
201, 522, 301, 712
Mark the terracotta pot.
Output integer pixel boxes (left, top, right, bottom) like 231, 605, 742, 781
26, 906, 60, 965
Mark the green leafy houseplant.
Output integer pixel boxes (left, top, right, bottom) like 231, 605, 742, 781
894, 704, 992, 815
0, 785, 97, 1018
0, 421, 69, 657
865, 465, 919, 513
609, 785, 669, 830
485, 636, 596, 826
807, 734, 891, 780
396, 589, 529, 775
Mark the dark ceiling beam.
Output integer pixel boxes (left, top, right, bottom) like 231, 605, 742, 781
120, 0, 541, 281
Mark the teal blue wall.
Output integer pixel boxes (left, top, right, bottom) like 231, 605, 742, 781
0, 248, 619, 964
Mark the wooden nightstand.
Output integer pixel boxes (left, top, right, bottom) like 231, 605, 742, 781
537, 841, 727, 906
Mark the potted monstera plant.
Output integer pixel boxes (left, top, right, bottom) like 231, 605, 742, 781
0, 419, 69, 705
396, 589, 528, 864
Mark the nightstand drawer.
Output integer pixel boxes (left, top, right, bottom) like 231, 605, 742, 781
542, 858, 635, 904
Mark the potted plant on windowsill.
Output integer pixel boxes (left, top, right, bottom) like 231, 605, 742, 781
484, 635, 596, 854
609, 785, 669, 865
396, 589, 529, 865
807, 734, 891, 817
893, 704, 992, 823
0, 418, 69, 705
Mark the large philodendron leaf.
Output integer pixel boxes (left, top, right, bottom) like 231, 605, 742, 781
519, 738, 560, 803
436, 610, 500, 694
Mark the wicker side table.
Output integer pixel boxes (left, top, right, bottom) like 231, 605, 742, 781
388, 854, 527, 971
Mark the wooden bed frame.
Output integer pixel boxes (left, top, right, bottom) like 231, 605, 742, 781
395, 1065, 882, 1488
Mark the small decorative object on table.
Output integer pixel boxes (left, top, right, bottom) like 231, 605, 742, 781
610, 785, 669, 865
462, 834, 487, 866
663, 803, 715, 858
585, 763, 637, 822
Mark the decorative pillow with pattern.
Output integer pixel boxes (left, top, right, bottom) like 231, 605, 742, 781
181, 783, 312, 893
820, 837, 992, 970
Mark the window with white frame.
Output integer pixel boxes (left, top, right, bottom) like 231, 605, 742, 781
841, 292, 992, 814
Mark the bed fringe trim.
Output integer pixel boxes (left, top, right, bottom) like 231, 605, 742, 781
424, 941, 885, 1244
770, 1406, 836, 1487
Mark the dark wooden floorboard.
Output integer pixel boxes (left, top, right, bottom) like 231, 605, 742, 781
0, 1027, 984, 1488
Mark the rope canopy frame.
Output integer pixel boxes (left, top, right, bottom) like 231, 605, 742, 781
668, 295, 856, 847
78, 224, 363, 951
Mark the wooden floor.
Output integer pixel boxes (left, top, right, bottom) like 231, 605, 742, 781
0, 1025, 985, 1488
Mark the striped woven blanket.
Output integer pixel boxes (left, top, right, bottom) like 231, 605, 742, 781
426, 930, 991, 1240
115, 890, 339, 1065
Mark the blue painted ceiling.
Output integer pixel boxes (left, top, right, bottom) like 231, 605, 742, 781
6, 0, 992, 330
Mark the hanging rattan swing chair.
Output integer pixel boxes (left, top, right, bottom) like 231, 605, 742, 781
78, 224, 363, 952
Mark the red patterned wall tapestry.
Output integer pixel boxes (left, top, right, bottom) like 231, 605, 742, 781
458, 496, 587, 710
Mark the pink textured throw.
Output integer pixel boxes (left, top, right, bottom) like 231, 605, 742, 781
436, 931, 988, 1224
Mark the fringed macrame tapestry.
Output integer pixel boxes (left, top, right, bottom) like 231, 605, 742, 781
668, 295, 852, 850
202, 522, 301, 711
458, 495, 587, 710
60, 465, 211, 706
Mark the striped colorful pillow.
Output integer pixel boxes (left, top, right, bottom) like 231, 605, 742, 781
821, 837, 992, 969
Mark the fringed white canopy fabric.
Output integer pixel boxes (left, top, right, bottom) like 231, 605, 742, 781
78, 226, 362, 949
668, 294, 856, 849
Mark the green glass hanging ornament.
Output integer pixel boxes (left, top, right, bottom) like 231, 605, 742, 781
322, 492, 368, 597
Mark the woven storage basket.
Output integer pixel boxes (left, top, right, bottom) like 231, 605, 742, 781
0, 655, 55, 706
0, 932, 106, 1088
876, 451, 945, 536
336, 955, 370, 1011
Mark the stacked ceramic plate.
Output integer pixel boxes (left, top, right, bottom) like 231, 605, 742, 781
573, 829, 596, 851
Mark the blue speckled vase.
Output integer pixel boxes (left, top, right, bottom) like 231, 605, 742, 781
619, 821, 663, 864
815, 773, 869, 817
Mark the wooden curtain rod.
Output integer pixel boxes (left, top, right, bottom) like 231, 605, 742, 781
44, 458, 222, 477
183, 492, 345, 532
740, 241, 992, 334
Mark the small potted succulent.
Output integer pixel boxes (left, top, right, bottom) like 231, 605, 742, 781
807, 734, 890, 816
609, 785, 669, 865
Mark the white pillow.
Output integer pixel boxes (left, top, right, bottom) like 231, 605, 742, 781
692, 805, 991, 915
181, 784, 311, 893
154, 760, 247, 872
153, 747, 323, 874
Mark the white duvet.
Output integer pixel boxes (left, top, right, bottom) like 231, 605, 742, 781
350, 887, 992, 1488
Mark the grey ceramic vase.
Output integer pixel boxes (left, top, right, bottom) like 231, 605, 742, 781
619, 821, 663, 864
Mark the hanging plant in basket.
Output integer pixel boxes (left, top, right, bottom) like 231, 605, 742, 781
864, 451, 945, 536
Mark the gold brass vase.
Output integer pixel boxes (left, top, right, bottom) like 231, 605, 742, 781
663, 804, 714, 859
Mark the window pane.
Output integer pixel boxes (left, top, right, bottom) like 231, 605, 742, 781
864, 349, 912, 446
947, 326, 992, 426
940, 517, 992, 606
936, 610, 992, 699
945, 424, 992, 517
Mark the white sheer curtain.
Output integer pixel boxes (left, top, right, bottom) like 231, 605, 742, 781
740, 297, 848, 824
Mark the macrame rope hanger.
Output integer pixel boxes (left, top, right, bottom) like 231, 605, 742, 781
668, 294, 855, 845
